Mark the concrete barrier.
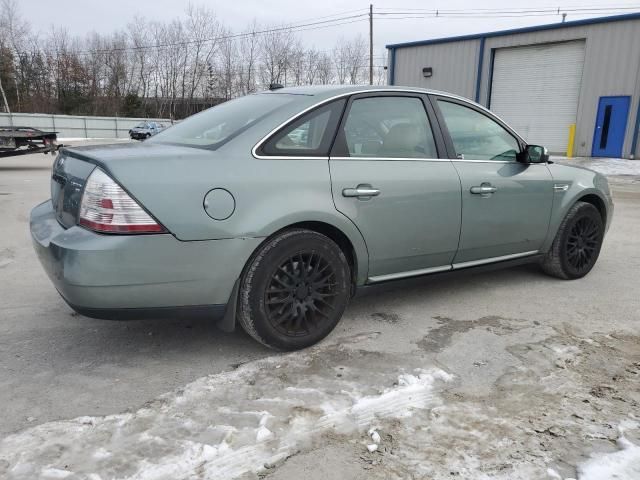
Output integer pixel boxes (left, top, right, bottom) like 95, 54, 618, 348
0, 112, 171, 139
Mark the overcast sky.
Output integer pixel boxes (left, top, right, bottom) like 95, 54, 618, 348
17, 0, 640, 60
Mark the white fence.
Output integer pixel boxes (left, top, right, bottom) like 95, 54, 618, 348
0, 112, 171, 139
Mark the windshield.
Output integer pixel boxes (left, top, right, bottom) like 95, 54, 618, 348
148, 94, 297, 149
135, 122, 148, 128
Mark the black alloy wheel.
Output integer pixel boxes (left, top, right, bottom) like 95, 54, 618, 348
238, 229, 351, 351
541, 201, 604, 279
565, 216, 600, 271
265, 252, 338, 337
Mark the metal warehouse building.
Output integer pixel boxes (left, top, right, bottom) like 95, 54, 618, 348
386, 12, 640, 158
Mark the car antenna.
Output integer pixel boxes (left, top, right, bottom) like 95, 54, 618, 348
269, 83, 284, 90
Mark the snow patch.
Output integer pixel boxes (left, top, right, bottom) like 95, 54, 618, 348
578, 421, 640, 480
255, 426, 273, 442
553, 157, 640, 176
40, 468, 73, 479
57, 137, 132, 142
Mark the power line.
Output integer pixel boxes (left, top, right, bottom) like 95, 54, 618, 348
375, 5, 640, 13
375, 11, 639, 19
90, 14, 369, 55
10, 13, 369, 58
278, 8, 368, 26
9, 4, 640, 59
374, 5, 640, 20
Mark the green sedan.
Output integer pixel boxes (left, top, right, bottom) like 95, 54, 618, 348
30, 85, 613, 350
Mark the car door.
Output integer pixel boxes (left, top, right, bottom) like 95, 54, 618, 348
430, 96, 554, 266
329, 93, 462, 281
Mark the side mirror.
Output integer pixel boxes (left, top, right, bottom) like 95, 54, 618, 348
522, 145, 549, 163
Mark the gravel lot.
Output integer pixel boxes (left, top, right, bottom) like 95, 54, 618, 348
1, 142, 639, 479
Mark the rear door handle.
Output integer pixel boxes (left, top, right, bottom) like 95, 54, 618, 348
470, 183, 497, 195
342, 184, 381, 198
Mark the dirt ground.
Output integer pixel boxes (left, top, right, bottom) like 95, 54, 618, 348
1, 145, 639, 479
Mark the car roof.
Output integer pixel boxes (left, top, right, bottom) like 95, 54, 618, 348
258, 85, 487, 120
255, 84, 525, 144
259, 84, 464, 100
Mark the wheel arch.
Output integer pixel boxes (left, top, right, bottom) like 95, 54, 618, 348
577, 193, 607, 224
283, 221, 358, 292
542, 188, 610, 253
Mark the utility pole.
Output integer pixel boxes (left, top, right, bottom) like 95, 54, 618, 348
369, 4, 373, 85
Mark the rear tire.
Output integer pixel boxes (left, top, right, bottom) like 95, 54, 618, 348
541, 201, 604, 279
238, 229, 351, 351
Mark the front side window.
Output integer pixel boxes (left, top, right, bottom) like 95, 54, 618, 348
338, 96, 437, 158
260, 99, 346, 156
437, 100, 520, 161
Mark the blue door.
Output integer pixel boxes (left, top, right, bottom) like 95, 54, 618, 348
592, 96, 630, 157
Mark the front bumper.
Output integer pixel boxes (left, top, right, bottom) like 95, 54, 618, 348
129, 132, 149, 140
30, 200, 262, 319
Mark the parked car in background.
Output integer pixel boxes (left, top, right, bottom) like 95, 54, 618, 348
31, 85, 613, 351
129, 121, 166, 140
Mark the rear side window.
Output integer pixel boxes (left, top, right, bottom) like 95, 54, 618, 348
148, 94, 297, 150
336, 96, 438, 159
260, 99, 346, 156
437, 100, 520, 161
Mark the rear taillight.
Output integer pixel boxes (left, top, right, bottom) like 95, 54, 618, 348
79, 168, 166, 234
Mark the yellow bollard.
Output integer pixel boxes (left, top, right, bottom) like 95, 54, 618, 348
567, 123, 576, 158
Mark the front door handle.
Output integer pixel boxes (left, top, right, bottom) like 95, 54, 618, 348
342, 184, 381, 198
470, 183, 497, 195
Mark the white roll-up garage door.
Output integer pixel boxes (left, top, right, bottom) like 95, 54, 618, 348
489, 40, 585, 153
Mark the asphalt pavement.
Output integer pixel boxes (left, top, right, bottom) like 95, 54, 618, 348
1, 142, 639, 479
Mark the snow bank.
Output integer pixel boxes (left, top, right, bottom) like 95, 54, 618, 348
0, 346, 452, 480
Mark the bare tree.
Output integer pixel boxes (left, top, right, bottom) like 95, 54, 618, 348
215, 29, 239, 100
332, 41, 349, 84
0, 3, 379, 117
316, 52, 333, 85
238, 21, 260, 95
260, 28, 294, 86
1, 0, 30, 110
345, 35, 367, 85
184, 4, 221, 110
304, 48, 321, 85
288, 40, 306, 86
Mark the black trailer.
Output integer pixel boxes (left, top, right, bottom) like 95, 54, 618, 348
0, 127, 61, 158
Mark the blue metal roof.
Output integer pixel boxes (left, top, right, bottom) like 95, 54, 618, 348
386, 11, 640, 49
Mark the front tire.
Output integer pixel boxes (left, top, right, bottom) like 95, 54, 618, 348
238, 229, 351, 351
541, 201, 604, 279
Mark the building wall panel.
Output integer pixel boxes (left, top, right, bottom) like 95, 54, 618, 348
392, 39, 480, 99
391, 16, 640, 157
480, 19, 640, 157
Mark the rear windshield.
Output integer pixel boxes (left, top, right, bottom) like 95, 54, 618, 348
148, 94, 297, 149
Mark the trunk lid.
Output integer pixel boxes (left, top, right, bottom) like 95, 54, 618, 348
50, 152, 96, 228
50, 142, 212, 231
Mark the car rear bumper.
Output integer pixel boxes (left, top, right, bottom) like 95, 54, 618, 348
30, 200, 263, 320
